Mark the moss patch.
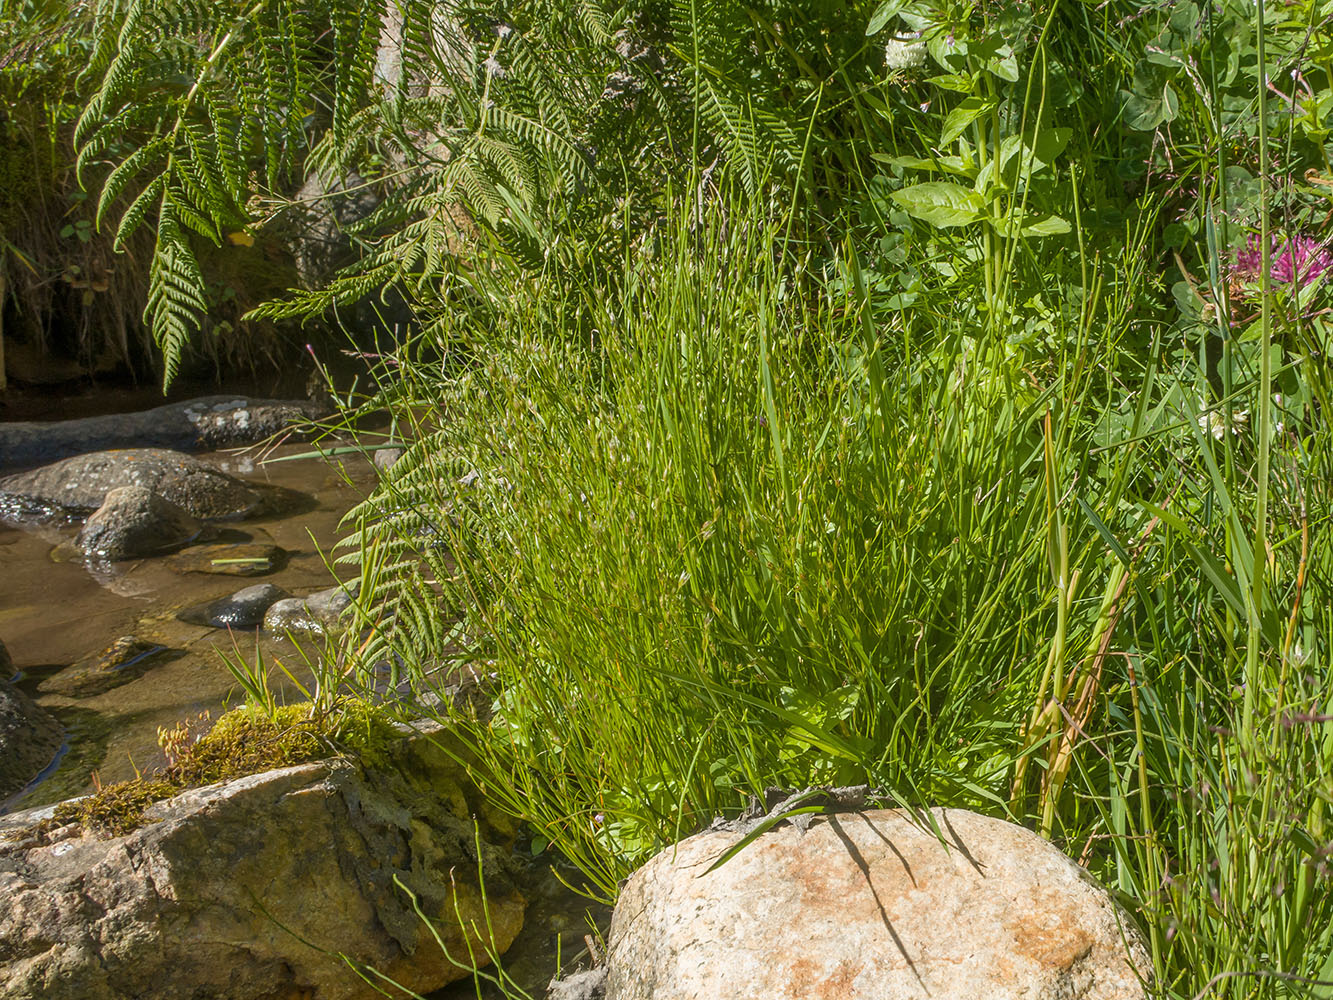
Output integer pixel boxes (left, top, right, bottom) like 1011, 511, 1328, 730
59, 701, 402, 838
54, 779, 177, 837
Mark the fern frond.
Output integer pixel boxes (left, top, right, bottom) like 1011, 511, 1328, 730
145, 200, 207, 384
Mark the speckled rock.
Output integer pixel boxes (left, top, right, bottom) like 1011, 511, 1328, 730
179, 583, 290, 629
0, 681, 62, 801
263, 580, 360, 635
76, 486, 201, 560
0, 448, 298, 526
374, 446, 407, 470
0, 722, 525, 1000
604, 808, 1150, 1000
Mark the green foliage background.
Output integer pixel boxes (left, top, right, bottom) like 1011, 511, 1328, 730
8, 0, 1333, 996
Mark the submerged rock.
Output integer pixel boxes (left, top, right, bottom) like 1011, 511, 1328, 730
0, 396, 332, 472
0, 448, 299, 526
0, 681, 62, 801
76, 486, 201, 561
39, 637, 171, 699
604, 808, 1149, 1000
166, 542, 286, 576
0, 723, 525, 1000
178, 583, 290, 629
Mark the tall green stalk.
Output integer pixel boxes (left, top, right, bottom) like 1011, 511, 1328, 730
1243, 0, 1272, 746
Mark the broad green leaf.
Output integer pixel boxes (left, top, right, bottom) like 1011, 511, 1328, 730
1123, 93, 1166, 131
867, 0, 909, 35
1161, 81, 1180, 121
994, 212, 1071, 238
891, 182, 985, 227
871, 153, 975, 176
940, 97, 995, 145
927, 73, 974, 92
1030, 127, 1073, 169
989, 47, 1019, 82
927, 32, 968, 72
997, 127, 1072, 175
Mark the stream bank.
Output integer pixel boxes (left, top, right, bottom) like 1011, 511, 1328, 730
0, 389, 608, 999
0, 398, 379, 810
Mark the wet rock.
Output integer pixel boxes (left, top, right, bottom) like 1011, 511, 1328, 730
39, 637, 171, 698
307, 579, 359, 619
549, 969, 608, 1000
0, 722, 526, 1000
76, 486, 201, 561
0, 396, 332, 472
166, 541, 287, 576
264, 580, 360, 635
262, 597, 321, 634
374, 446, 407, 470
604, 808, 1149, 1000
187, 397, 333, 451
179, 583, 290, 629
0, 448, 294, 525
0, 680, 62, 801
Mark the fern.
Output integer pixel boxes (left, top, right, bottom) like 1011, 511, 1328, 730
145, 198, 207, 384
80, 0, 880, 380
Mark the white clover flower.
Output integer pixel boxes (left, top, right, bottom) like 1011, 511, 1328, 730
1196, 406, 1248, 440
884, 33, 927, 72
482, 56, 505, 79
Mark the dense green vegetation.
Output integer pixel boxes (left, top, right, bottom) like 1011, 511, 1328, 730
6, 0, 1333, 995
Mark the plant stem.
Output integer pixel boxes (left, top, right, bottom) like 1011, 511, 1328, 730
1244, 0, 1272, 746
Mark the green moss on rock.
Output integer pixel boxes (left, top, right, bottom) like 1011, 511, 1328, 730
62, 700, 402, 838
54, 778, 177, 837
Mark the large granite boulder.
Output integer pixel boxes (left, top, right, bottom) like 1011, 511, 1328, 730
604, 808, 1149, 1000
0, 681, 62, 801
0, 723, 525, 1000
0, 396, 332, 472
0, 448, 295, 525
76, 485, 202, 560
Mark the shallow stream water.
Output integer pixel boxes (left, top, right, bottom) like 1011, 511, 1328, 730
0, 436, 377, 812
0, 384, 608, 997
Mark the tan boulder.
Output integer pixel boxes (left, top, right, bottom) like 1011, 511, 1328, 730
605, 808, 1149, 1000
0, 724, 524, 1000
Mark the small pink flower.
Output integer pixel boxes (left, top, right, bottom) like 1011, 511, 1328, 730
1233, 232, 1333, 289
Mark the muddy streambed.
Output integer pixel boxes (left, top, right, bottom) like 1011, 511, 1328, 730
0, 438, 378, 812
